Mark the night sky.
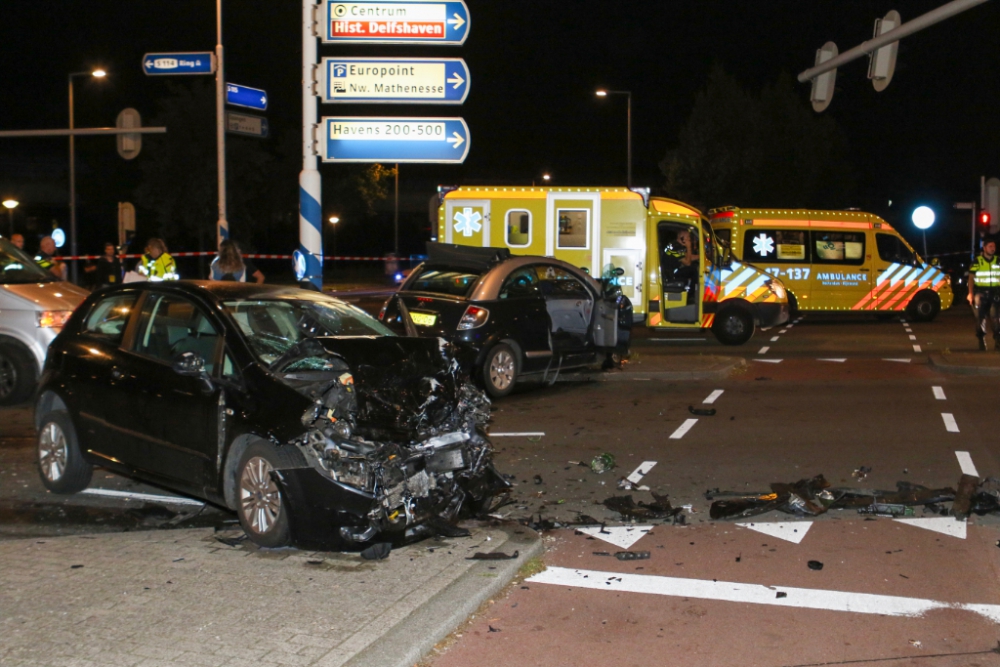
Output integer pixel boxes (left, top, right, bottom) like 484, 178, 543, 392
1, 0, 998, 254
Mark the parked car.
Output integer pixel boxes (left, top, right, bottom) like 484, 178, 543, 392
35, 281, 507, 550
379, 243, 632, 397
0, 236, 88, 405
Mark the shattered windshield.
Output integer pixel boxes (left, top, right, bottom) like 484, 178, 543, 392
223, 296, 395, 368
0, 237, 57, 284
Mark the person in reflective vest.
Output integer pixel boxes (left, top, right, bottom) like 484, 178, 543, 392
136, 238, 178, 282
34, 236, 67, 280
968, 237, 1000, 350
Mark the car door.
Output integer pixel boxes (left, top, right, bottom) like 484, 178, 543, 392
536, 264, 594, 353
496, 265, 553, 371
115, 291, 223, 491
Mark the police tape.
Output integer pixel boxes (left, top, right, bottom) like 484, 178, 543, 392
54, 252, 412, 262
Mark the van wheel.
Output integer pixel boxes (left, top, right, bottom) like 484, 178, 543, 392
37, 411, 92, 494
907, 291, 941, 322
712, 307, 754, 345
787, 292, 799, 318
0, 344, 35, 406
482, 344, 517, 398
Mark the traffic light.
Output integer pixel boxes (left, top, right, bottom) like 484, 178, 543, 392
980, 210, 992, 230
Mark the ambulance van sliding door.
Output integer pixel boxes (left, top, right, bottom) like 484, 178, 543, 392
810, 230, 871, 310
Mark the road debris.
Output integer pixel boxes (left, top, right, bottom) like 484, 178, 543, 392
467, 551, 519, 560
603, 493, 682, 521
615, 551, 650, 561
688, 406, 716, 416
807, 560, 824, 571
590, 453, 617, 474
852, 466, 872, 481
360, 542, 392, 560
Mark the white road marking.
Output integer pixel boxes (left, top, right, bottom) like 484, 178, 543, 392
956, 451, 980, 477
80, 488, 205, 507
626, 461, 657, 484
490, 432, 545, 437
737, 521, 812, 544
942, 413, 960, 433
900, 319, 907, 323
703, 389, 724, 404
770, 336, 780, 342
758, 346, 770, 354
909, 335, 917, 340
669, 419, 698, 439
575, 526, 653, 550
649, 338, 707, 342
913, 345, 922, 352
883, 358, 911, 363
895, 517, 967, 539
753, 359, 783, 364
779, 329, 788, 334
527, 567, 1000, 623
817, 358, 846, 363
932, 386, 946, 400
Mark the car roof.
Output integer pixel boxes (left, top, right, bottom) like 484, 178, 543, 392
97, 280, 339, 303
426, 255, 601, 301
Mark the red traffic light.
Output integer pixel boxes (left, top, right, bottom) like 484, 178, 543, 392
981, 211, 992, 227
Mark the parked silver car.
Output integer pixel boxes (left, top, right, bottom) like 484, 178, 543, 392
0, 236, 87, 404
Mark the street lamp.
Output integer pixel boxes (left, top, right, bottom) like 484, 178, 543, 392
596, 89, 632, 188
2, 199, 17, 236
68, 67, 107, 283
328, 216, 340, 258
912, 205, 935, 258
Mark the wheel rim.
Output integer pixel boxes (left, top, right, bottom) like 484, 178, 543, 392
0, 355, 16, 400
723, 314, 747, 337
917, 299, 933, 316
240, 456, 281, 535
489, 350, 515, 391
38, 421, 68, 482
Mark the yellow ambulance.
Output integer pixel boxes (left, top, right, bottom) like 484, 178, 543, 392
437, 186, 789, 344
707, 207, 954, 320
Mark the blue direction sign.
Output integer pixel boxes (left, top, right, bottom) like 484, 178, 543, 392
322, 1, 469, 45
226, 83, 268, 111
321, 117, 470, 163
322, 57, 469, 105
143, 52, 216, 76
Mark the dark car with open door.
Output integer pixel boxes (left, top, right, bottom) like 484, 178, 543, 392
379, 243, 632, 397
34, 281, 507, 551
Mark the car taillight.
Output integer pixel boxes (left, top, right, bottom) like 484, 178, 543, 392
37, 311, 72, 330
457, 305, 489, 330
378, 298, 390, 321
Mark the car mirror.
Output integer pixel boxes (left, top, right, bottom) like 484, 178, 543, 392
614, 267, 625, 277
173, 351, 213, 390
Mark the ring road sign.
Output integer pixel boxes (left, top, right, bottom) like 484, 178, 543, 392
321, 57, 469, 105
226, 83, 268, 111
226, 112, 269, 138
322, 1, 469, 45
320, 117, 470, 163
143, 52, 216, 75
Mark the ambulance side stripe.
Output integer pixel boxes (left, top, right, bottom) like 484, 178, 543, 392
724, 267, 757, 297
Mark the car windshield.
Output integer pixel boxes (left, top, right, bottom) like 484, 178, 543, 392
223, 296, 395, 369
408, 266, 483, 297
0, 237, 57, 284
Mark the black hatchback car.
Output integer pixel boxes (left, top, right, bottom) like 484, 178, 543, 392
380, 243, 632, 397
35, 281, 506, 550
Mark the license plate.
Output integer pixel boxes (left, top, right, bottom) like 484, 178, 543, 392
410, 312, 437, 327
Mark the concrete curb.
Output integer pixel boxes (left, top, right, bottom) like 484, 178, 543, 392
929, 354, 1000, 376
556, 356, 746, 382
343, 527, 544, 667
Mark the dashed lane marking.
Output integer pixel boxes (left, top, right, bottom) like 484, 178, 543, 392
81, 488, 205, 507
527, 567, 1000, 623
933, 386, 946, 400
758, 346, 770, 355
669, 419, 698, 439
909, 335, 917, 340
884, 358, 912, 363
913, 345, 923, 352
817, 358, 846, 362
703, 389, 724, 404
770, 336, 780, 342
753, 359, 783, 364
779, 329, 788, 334
956, 451, 980, 477
626, 461, 657, 485
942, 413, 960, 433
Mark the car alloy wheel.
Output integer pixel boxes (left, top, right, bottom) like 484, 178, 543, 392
489, 348, 515, 391
240, 456, 282, 536
38, 421, 68, 483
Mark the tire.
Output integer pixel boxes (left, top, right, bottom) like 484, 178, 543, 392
712, 307, 755, 345
236, 441, 292, 548
481, 343, 518, 398
787, 292, 799, 318
36, 411, 92, 494
0, 344, 36, 406
907, 291, 941, 322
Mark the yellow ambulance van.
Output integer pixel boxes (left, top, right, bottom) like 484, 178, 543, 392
707, 207, 954, 320
437, 186, 789, 344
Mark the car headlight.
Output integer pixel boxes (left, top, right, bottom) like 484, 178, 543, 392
37, 311, 72, 330
765, 279, 787, 300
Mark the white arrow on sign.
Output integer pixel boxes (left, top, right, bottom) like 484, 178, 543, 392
447, 132, 465, 149
446, 73, 465, 89
447, 13, 466, 30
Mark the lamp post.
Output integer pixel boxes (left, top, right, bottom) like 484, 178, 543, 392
328, 216, 340, 259
912, 205, 935, 258
596, 89, 632, 188
68, 68, 106, 283
2, 199, 17, 236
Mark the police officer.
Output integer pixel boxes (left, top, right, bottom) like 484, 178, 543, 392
136, 238, 179, 281
34, 236, 66, 280
968, 236, 1000, 350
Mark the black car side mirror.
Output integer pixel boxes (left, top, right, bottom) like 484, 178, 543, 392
173, 351, 213, 391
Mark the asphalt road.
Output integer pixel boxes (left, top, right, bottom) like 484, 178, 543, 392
5, 301, 1000, 666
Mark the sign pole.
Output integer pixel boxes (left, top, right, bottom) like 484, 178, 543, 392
300, 0, 323, 289
215, 0, 228, 248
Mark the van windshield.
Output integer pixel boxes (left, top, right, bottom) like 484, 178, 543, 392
0, 238, 57, 285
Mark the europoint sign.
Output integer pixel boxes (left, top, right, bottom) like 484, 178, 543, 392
321, 1, 470, 45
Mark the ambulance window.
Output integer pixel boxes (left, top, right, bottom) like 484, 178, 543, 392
812, 232, 865, 266
743, 230, 807, 263
557, 209, 589, 249
506, 210, 531, 247
876, 233, 917, 265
